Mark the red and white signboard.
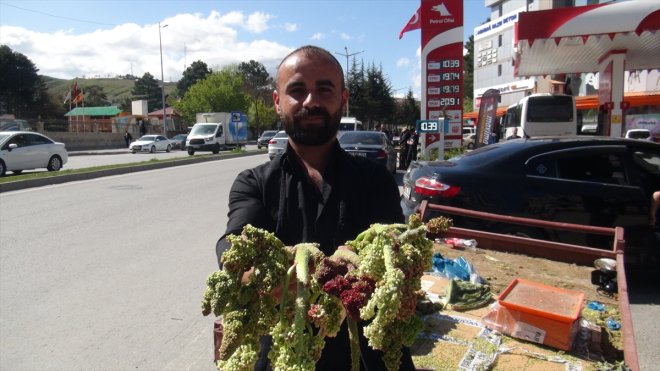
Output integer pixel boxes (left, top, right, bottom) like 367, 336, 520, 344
423, 0, 463, 151
401, 0, 464, 152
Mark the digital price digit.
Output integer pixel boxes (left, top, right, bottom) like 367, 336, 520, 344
442, 72, 461, 81
420, 121, 438, 132
443, 97, 460, 106
442, 85, 461, 94
441, 59, 460, 68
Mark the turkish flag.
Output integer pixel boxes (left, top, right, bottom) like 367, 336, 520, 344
399, 7, 421, 39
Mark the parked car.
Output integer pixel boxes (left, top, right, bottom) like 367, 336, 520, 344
0, 118, 32, 131
0, 131, 68, 176
401, 136, 660, 252
338, 131, 397, 173
463, 133, 476, 149
625, 129, 652, 141
168, 134, 187, 150
129, 135, 172, 153
268, 131, 288, 160
257, 130, 279, 149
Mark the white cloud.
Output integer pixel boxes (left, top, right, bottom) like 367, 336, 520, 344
0, 10, 290, 81
245, 12, 272, 33
311, 33, 325, 40
284, 23, 298, 32
396, 58, 410, 68
219, 10, 244, 25
340, 32, 351, 40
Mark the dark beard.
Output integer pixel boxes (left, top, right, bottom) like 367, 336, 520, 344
282, 107, 341, 146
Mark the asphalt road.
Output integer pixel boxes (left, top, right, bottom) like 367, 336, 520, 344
0, 155, 270, 370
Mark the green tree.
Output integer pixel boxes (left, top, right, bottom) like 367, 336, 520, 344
365, 63, 395, 128
463, 35, 475, 113
0, 45, 47, 118
118, 97, 133, 112
346, 58, 367, 120
248, 98, 279, 137
176, 60, 211, 98
79, 84, 109, 107
131, 72, 161, 112
172, 67, 250, 123
238, 60, 273, 99
395, 89, 420, 129
238, 60, 275, 136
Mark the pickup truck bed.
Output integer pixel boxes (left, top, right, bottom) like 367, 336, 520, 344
412, 200, 637, 370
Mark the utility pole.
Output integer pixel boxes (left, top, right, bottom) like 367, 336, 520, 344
335, 46, 364, 117
159, 22, 168, 136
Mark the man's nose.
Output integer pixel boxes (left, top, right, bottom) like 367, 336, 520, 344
302, 92, 321, 108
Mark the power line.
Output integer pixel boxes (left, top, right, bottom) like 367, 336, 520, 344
1, 2, 116, 27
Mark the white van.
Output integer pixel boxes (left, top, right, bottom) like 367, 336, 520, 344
186, 112, 248, 155
502, 93, 577, 139
339, 117, 363, 132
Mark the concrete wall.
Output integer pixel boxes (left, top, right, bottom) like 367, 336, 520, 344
43, 131, 125, 151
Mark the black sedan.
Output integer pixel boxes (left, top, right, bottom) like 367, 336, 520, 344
257, 130, 278, 149
168, 134, 187, 150
400, 136, 660, 253
338, 131, 397, 173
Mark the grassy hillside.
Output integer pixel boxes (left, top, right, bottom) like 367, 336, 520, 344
42, 76, 176, 107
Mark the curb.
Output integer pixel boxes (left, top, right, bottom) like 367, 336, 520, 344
0, 151, 261, 193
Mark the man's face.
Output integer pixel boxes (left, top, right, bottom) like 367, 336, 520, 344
273, 52, 347, 146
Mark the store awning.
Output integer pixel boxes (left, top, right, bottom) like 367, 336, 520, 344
464, 107, 508, 120
466, 92, 660, 120
514, 0, 660, 76
575, 91, 660, 110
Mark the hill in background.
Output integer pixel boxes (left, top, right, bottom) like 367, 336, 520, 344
42, 76, 176, 108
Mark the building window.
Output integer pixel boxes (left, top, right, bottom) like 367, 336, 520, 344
498, 35, 503, 47
497, 3, 503, 17
498, 64, 502, 76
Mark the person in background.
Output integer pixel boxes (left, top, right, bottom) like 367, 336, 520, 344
124, 129, 133, 148
651, 190, 660, 229
399, 127, 411, 170
405, 128, 419, 168
506, 127, 521, 140
215, 45, 415, 370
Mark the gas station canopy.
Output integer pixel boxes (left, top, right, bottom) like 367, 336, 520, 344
514, 0, 660, 77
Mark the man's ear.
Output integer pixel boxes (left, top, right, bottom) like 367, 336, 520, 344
341, 88, 349, 114
273, 90, 281, 114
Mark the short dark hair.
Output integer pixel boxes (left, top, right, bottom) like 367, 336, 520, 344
276, 45, 345, 90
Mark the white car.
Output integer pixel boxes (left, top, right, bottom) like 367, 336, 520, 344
129, 135, 172, 153
0, 131, 68, 176
267, 130, 288, 160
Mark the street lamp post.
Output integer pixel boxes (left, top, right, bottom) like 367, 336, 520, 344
159, 22, 168, 136
335, 46, 364, 117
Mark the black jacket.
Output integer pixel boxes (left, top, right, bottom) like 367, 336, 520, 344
216, 141, 415, 371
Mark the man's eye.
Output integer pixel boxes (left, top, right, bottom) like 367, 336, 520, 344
288, 88, 306, 97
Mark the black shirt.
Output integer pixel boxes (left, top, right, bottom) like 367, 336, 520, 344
216, 141, 415, 370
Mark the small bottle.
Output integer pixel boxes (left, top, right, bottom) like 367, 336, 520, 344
457, 239, 478, 251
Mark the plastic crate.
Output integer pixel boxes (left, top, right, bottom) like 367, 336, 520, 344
496, 278, 585, 350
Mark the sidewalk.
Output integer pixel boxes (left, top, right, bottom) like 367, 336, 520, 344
68, 148, 130, 156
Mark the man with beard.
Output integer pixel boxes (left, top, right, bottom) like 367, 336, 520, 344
215, 45, 414, 370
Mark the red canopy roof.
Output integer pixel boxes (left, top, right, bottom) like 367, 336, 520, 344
514, 0, 660, 76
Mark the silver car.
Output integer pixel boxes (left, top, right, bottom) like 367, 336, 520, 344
0, 131, 68, 176
267, 131, 288, 160
129, 135, 172, 153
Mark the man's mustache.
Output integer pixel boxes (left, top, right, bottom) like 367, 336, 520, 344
294, 107, 329, 119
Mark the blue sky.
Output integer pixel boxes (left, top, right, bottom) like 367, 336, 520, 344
0, 0, 491, 98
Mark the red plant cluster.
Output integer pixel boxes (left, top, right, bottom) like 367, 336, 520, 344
320, 274, 375, 320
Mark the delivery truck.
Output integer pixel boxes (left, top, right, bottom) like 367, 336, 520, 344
186, 112, 248, 155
